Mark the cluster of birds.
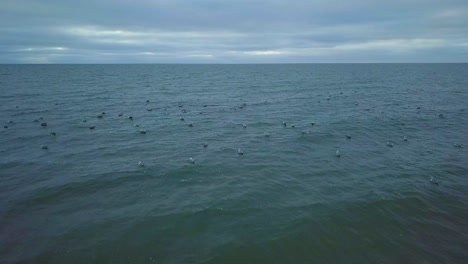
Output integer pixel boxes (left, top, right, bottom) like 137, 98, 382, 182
3, 99, 462, 186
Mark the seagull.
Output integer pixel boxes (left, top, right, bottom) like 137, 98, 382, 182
438, 113, 444, 118
135, 124, 140, 127
41, 122, 47, 127
430, 176, 439, 185
89, 126, 95, 130
403, 136, 408, 141
264, 132, 270, 137
336, 150, 341, 157
238, 148, 244, 155
118, 113, 123, 117
140, 129, 146, 134
3, 125, 8, 129
243, 124, 247, 128
97, 115, 103, 119
386, 142, 394, 147
182, 109, 187, 113
138, 161, 145, 167
101, 112, 106, 115
7, 120, 13, 124
346, 134, 351, 140
82, 119, 87, 123
189, 157, 195, 164
203, 142, 208, 148
453, 143, 462, 148
180, 117, 185, 121
146, 100, 150, 103
188, 123, 193, 127
282, 121, 287, 127
41, 145, 48, 150
128, 116, 133, 120
311, 122, 315, 126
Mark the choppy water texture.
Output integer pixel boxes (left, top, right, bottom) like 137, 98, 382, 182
0, 64, 467, 263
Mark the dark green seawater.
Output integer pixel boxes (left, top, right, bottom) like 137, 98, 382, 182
0, 64, 467, 263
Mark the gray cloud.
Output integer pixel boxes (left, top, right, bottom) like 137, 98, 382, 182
1, 0, 467, 63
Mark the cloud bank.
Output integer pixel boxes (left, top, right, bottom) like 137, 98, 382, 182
1, 0, 467, 63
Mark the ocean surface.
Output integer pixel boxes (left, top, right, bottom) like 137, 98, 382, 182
0, 64, 467, 263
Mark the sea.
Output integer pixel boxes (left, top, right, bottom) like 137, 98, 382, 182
0, 64, 467, 263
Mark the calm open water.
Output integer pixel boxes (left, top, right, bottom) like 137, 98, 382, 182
0, 64, 467, 263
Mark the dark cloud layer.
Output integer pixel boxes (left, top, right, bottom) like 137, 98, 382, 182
1, 0, 467, 63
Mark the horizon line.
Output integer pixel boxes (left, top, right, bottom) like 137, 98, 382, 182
1, 62, 467, 65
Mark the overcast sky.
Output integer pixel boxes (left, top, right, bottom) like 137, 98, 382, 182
1, 0, 467, 63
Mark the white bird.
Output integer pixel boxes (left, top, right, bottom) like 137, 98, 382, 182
430, 176, 439, 185
346, 134, 351, 139
138, 161, 145, 167
386, 142, 394, 147
140, 129, 146, 134
180, 116, 185, 121
335, 150, 341, 157
264, 132, 270, 137
203, 142, 208, 148
189, 157, 195, 164
282, 121, 287, 127
243, 123, 247, 128
403, 136, 408, 141
238, 148, 244, 155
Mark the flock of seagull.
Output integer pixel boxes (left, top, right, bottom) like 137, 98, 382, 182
2, 97, 463, 186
